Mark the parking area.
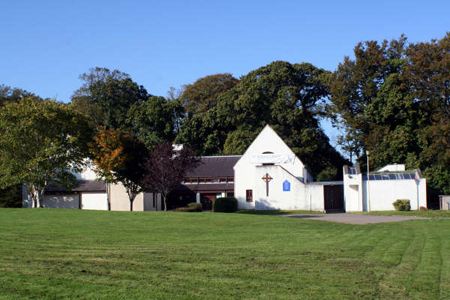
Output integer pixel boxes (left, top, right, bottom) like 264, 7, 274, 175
285, 213, 429, 225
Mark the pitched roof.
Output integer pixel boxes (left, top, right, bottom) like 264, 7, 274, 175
175, 183, 234, 192
186, 156, 241, 178
46, 180, 106, 193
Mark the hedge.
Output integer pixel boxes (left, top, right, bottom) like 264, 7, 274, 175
173, 202, 203, 212
213, 197, 238, 213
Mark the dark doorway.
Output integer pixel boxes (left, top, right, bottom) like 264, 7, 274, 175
324, 185, 344, 212
201, 194, 216, 211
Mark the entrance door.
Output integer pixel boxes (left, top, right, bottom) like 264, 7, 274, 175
324, 185, 344, 212
201, 194, 216, 210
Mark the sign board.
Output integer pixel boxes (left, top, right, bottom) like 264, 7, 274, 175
283, 180, 291, 192
250, 154, 295, 164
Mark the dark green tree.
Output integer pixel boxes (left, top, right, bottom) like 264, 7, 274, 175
404, 33, 450, 193
177, 61, 348, 179
329, 36, 410, 162
126, 96, 183, 148
180, 73, 239, 116
71, 67, 149, 130
0, 85, 35, 107
0, 185, 22, 208
330, 33, 450, 194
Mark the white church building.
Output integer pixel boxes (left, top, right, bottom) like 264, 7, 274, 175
234, 125, 328, 211
234, 125, 427, 211
23, 125, 428, 212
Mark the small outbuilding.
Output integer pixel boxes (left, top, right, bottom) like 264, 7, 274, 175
343, 164, 427, 211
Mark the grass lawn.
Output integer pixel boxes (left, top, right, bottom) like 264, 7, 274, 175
1, 209, 450, 299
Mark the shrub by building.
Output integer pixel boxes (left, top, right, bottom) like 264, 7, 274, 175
173, 202, 203, 212
393, 199, 411, 211
213, 197, 238, 213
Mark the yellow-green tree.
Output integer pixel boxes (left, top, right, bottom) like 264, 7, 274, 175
0, 97, 93, 208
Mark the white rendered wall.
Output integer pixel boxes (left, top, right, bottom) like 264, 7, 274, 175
249, 165, 324, 211
234, 125, 311, 210
363, 178, 427, 211
109, 183, 144, 211
235, 162, 257, 209
343, 172, 363, 212
42, 195, 80, 209
234, 125, 307, 179
81, 193, 108, 210
305, 184, 325, 211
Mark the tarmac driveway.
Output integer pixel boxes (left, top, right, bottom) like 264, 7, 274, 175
285, 213, 429, 225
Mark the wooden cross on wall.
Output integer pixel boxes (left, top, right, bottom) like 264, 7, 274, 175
262, 173, 273, 197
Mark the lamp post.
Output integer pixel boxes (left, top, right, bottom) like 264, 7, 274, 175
366, 150, 371, 212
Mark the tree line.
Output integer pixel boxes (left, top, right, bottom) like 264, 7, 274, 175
0, 33, 448, 209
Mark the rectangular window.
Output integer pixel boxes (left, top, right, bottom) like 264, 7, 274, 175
246, 190, 253, 202
219, 178, 227, 183
228, 177, 234, 183
153, 193, 156, 208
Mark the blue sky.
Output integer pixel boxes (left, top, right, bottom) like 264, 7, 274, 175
1, 0, 448, 146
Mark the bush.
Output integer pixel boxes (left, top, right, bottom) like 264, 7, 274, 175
173, 202, 202, 212
393, 199, 411, 211
187, 202, 203, 212
213, 197, 238, 213
0, 185, 22, 208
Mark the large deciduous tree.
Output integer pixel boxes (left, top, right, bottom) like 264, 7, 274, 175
403, 33, 450, 193
329, 35, 416, 167
176, 61, 348, 179
126, 96, 184, 148
141, 143, 200, 211
71, 67, 149, 130
180, 73, 239, 116
330, 33, 450, 195
89, 127, 149, 211
0, 97, 93, 208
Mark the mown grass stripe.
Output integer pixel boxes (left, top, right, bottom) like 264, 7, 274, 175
1, 208, 449, 299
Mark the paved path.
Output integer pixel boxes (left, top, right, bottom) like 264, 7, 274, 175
284, 213, 429, 225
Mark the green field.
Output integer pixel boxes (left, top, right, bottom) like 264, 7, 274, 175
1, 209, 449, 299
